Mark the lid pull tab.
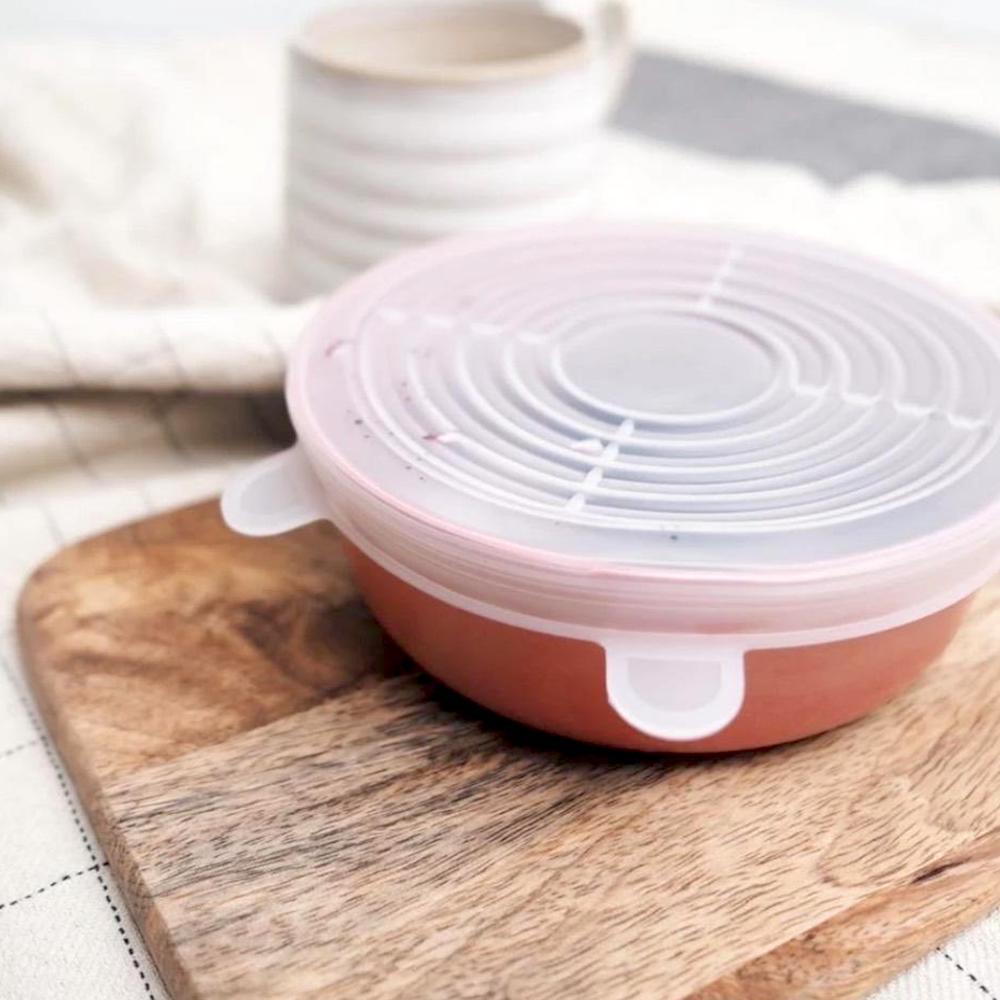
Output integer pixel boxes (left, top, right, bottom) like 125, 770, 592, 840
604, 641, 746, 742
221, 445, 327, 537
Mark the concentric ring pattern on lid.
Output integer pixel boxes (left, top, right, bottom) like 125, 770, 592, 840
291, 224, 1000, 577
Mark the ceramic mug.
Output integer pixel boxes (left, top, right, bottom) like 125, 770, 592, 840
285, 0, 630, 294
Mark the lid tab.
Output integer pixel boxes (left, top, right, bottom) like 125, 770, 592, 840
221, 446, 327, 537
604, 639, 746, 741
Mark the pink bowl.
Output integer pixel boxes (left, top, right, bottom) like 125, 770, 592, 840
346, 542, 972, 752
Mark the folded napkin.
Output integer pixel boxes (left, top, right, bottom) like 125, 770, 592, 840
0, 303, 314, 393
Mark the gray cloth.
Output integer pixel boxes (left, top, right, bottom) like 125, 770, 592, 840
618, 50, 1000, 184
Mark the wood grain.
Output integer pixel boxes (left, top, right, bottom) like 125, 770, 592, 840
17, 501, 1000, 1000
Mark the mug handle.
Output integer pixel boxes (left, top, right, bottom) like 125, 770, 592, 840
603, 639, 747, 742
542, 0, 631, 108
221, 445, 327, 537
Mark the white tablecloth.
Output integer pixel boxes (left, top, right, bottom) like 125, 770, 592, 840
3, 2, 1000, 997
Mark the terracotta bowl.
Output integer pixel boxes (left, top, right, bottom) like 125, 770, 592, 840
346, 543, 971, 753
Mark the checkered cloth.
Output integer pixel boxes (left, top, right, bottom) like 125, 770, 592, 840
3, 2, 1000, 997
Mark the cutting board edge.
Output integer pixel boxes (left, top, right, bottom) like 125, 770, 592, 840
691, 831, 1000, 999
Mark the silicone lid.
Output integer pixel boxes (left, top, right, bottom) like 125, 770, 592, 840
285, 224, 1000, 637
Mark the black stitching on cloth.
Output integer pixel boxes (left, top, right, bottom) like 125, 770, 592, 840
0, 737, 40, 760
0, 654, 156, 997
37, 502, 66, 550
938, 947, 1000, 1000
40, 308, 82, 385
0, 862, 109, 912
46, 399, 100, 483
149, 392, 192, 461
154, 319, 192, 388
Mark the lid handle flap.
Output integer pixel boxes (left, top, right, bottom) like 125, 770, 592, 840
221, 445, 326, 537
604, 641, 746, 742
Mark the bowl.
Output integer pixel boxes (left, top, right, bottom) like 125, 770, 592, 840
346, 542, 972, 751
224, 224, 1000, 751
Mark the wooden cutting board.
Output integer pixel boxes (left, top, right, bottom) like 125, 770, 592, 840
17, 500, 1000, 1000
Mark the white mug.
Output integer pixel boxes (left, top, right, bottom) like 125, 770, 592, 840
285, 1, 630, 294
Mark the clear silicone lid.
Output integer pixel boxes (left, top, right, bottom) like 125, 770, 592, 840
272, 224, 1000, 650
